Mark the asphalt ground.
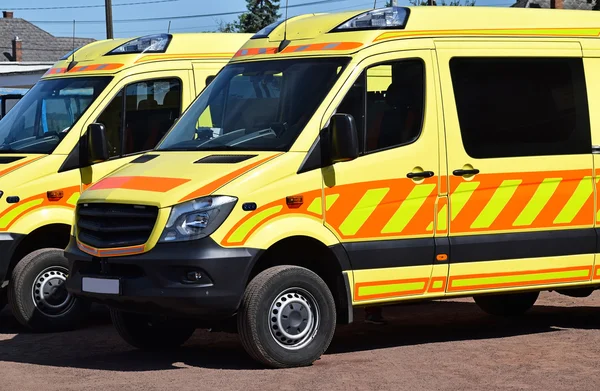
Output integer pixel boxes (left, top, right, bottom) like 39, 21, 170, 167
1, 291, 599, 391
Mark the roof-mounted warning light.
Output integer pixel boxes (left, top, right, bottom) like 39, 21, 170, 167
106, 33, 172, 55
251, 20, 286, 39
331, 7, 409, 32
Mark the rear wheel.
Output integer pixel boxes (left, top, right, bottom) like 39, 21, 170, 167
474, 291, 539, 317
8, 248, 90, 332
237, 265, 336, 368
111, 309, 195, 350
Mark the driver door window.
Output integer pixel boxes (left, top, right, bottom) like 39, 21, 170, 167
96, 78, 181, 158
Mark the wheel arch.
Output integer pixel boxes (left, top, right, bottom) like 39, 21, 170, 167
246, 235, 353, 324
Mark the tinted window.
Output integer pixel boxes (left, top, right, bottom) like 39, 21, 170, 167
0, 77, 110, 154
450, 57, 591, 158
337, 59, 425, 153
97, 78, 181, 158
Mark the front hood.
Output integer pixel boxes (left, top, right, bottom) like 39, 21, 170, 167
80, 151, 281, 208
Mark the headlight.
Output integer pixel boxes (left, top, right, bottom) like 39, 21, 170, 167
159, 196, 237, 243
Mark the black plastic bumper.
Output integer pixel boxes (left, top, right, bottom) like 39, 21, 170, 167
65, 236, 261, 320
0, 233, 25, 285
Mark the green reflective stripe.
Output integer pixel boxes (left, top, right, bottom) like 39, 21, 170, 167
66, 192, 80, 206
381, 184, 436, 234
307, 197, 322, 215
0, 199, 43, 229
451, 269, 590, 288
437, 204, 447, 231
325, 194, 339, 211
359, 281, 426, 297
227, 205, 283, 244
431, 280, 444, 289
339, 188, 389, 236
513, 178, 561, 227
450, 182, 480, 220
471, 180, 521, 229
554, 176, 593, 224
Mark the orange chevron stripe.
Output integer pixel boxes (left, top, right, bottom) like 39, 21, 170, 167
89, 176, 190, 192
179, 154, 280, 203
0, 156, 43, 177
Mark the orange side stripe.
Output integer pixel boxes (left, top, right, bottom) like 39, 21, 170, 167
89, 176, 190, 192
179, 155, 280, 203
447, 266, 592, 292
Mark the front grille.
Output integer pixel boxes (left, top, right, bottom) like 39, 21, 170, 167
77, 203, 158, 248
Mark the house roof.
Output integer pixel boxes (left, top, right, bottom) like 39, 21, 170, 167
512, 0, 594, 9
0, 15, 95, 62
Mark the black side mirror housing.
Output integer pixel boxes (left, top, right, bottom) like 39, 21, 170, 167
329, 113, 359, 164
86, 123, 109, 164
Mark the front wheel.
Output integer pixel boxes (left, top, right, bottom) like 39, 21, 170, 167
7, 248, 90, 332
110, 309, 196, 350
237, 265, 336, 368
474, 291, 539, 317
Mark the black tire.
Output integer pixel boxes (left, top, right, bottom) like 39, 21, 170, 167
110, 309, 195, 350
7, 248, 91, 332
237, 265, 336, 368
474, 291, 539, 317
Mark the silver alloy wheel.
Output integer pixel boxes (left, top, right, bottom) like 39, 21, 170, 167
269, 287, 320, 350
31, 266, 74, 317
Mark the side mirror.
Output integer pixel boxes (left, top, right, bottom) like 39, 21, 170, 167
329, 113, 359, 164
87, 123, 109, 164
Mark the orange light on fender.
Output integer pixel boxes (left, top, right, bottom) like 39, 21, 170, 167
47, 190, 64, 201
286, 195, 303, 208
436, 254, 448, 262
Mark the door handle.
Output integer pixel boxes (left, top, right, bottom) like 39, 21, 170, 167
407, 171, 434, 179
453, 168, 480, 176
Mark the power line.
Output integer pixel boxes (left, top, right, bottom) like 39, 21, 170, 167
3, 0, 181, 11
30, 0, 349, 24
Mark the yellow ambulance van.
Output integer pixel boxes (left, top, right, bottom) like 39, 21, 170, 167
66, 6, 600, 367
0, 32, 251, 331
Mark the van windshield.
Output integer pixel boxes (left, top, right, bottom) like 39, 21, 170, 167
0, 77, 111, 154
157, 58, 349, 152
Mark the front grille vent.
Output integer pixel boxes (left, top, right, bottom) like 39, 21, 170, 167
77, 203, 158, 248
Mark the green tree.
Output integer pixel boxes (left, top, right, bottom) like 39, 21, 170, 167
237, 0, 281, 33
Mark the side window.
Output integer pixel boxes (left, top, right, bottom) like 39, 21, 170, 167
96, 78, 182, 158
337, 59, 425, 153
450, 57, 591, 158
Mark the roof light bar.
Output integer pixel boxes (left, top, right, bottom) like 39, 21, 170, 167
106, 33, 172, 55
332, 7, 409, 32
251, 20, 286, 39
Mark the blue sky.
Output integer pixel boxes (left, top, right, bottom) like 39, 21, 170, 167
6, 0, 514, 40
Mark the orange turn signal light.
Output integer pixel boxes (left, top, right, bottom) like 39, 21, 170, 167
436, 254, 448, 262
47, 190, 64, 201
286, 195, 303, 208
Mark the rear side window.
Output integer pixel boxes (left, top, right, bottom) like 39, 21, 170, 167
450, 57, 591, 158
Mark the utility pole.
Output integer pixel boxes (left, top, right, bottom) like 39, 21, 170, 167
105, 0, 114, 39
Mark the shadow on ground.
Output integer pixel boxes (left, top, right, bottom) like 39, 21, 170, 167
1, 298, 599, 371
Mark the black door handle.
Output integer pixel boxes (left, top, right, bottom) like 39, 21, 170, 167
453, 169, 480, 176
407, 171, 434, 179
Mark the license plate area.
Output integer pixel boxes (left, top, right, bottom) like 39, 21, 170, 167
82, 277, 120, 295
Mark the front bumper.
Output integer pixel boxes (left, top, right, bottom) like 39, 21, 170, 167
0, 233, 25, 285
65, 236, 261, 320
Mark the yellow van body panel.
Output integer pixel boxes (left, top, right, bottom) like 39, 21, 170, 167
71, 7, 600, 310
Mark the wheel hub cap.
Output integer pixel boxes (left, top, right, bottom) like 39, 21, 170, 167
269, 288, 320, 350
32, 267, 74, 317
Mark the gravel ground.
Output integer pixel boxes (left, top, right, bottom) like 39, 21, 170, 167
1, 291, 599, 391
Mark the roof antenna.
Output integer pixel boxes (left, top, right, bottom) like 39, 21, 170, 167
277, 0, 290, 53
67, 20, 78, 72
373, 0, 377, 8
167, 20, 171, 33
